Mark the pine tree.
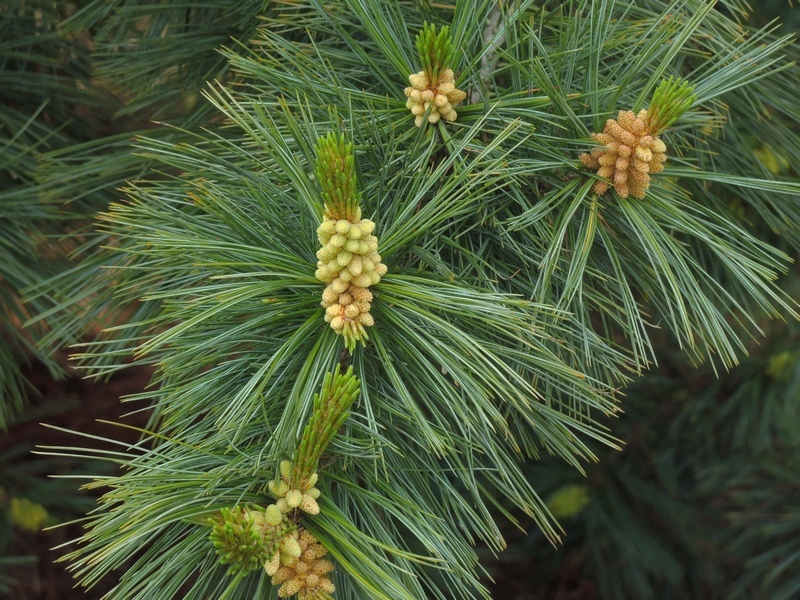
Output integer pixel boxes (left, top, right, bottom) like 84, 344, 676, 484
28, 1, 800, 599
1, 0, 273, 422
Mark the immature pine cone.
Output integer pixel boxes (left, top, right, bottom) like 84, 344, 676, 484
580, 109, 667, 199
404, 68, 467, 127
209, 507, 286, 575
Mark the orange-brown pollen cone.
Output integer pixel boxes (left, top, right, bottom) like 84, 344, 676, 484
580, 109, 667, 199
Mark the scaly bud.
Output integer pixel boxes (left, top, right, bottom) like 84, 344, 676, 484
264, 552, 281, 576
265, 504, 284, 526
314, 133, 361, 222
269, 478, 290, 499
281, 535, 302, 558
278, 578, 304, 597
646, 76, 696, 135
285, 489, 303, 509
292, 365, 360, 485
299, 494, 320, 515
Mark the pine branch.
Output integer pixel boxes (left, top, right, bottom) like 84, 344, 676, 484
27, 2, 800, 599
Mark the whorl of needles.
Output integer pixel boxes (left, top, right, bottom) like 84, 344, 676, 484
647, 76, 697, 136
415, 22, 454, 87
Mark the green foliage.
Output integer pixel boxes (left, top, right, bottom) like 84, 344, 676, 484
293, 366, 360, 484
59, 0, 271, 119
25, 0, 300, 369
0, 0, 306, 592
17, 1, 800, 599
646, 76, 697, 134
48, 99, 620, 596
314, 133, 362, 222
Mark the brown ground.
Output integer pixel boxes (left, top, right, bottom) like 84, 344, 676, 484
2, 361, 153, 600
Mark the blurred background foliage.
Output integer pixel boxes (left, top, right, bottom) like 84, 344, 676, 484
0, 0, 273, 594
0, 0, 798, 598
485, 306, 800, 600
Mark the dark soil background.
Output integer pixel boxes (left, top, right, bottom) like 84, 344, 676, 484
2, 362, 152, 600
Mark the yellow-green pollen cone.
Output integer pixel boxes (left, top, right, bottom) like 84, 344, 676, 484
262, 461, 332, 598
404, 68, 467, 126
268, 460, 322, 517
580, 77, 695, 199
580, 109, 667, 199
315, 217, 386, 349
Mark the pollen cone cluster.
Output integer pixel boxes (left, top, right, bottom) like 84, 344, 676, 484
269, 528, 335, 599
404, 69, 466, 127
268, 460, 322, 517
580, 109, 667, 199
209, 461, 333, 592
315, 217, 386, 348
